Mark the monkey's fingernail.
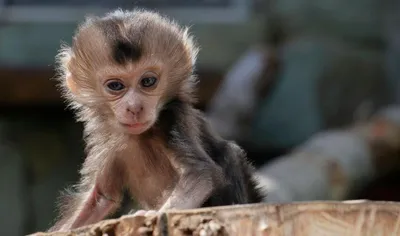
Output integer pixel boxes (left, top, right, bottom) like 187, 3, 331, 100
133, 210, 146, 216
144, 210, 157, 217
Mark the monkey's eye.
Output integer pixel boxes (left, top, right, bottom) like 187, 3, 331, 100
140, 77, 158, 88
106, 81, 125, 91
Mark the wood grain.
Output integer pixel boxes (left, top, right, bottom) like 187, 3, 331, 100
30, 201, 400, 236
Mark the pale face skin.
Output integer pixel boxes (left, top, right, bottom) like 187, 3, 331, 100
98, 63, 168, 135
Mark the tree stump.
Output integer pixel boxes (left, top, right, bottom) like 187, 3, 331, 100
30, 200, 400, 236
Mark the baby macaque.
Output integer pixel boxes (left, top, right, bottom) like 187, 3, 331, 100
49, 8, 265, 232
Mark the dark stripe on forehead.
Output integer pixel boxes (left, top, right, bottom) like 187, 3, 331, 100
96, 18, 142, 65
113, 40, 142, 64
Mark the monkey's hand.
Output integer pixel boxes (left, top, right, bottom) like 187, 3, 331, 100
130, 209, 159, 217
159, 160, 225, 212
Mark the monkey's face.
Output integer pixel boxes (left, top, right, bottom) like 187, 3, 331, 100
101, 65, 166, 135
60, 10, 198, 136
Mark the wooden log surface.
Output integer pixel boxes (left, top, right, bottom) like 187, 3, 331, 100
30, 200, 400, 236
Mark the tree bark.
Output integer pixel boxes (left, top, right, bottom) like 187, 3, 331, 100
30, 200, 400, 236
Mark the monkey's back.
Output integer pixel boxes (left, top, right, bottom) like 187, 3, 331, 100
200, 127, 265, 207
159, 100, 265, 207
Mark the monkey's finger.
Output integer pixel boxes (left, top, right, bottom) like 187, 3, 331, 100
144, 210, 157, 217
132, 210, 147, 216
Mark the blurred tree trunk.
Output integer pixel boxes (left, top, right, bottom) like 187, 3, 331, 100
257, 105, 400, 203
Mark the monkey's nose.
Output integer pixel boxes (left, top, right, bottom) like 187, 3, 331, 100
127, 105, 143, 115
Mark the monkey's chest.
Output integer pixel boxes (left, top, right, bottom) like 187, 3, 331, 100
124, 150, 179, 209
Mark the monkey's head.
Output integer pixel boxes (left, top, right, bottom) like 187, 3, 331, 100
56, 9, 198, 135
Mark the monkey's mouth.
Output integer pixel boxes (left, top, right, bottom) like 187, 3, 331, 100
124, 122, 146, 128
120, 121, 151, 134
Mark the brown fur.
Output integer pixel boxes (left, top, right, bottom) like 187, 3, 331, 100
49, 8, 264, 232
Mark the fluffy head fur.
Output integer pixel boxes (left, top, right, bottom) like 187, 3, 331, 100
55, 8, 199, 135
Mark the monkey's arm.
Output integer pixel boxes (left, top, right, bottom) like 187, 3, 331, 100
159, 106, 225, 211
160, 147, 224, 211
49, 159, 125, 232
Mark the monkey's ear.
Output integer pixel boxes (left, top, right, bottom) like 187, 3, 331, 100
57, 46, 80, 95
65, 72, 79, 95
182, 27, 199, 67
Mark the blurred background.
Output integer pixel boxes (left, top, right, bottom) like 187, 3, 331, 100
1, 0, 400, 235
